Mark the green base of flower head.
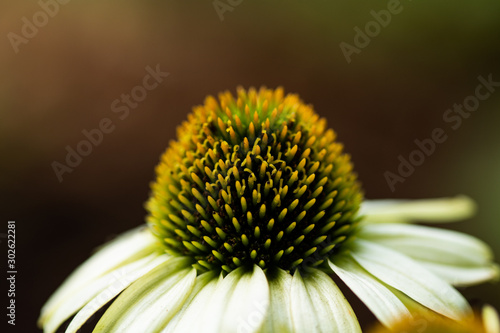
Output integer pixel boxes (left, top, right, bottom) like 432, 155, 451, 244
146, 87, 363, 274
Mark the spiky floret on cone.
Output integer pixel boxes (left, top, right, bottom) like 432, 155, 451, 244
146, 87, 363, 273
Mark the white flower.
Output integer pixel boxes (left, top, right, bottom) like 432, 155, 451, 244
39, 88, 499, 332
39, 196, 499, 333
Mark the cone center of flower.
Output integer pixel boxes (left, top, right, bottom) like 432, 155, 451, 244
147, 87, 362, 273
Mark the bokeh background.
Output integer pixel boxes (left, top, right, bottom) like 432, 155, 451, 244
1, 0, 499, 331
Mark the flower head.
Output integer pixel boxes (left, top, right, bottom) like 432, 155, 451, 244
39, 87, 499, 333
146, 86, 362, 273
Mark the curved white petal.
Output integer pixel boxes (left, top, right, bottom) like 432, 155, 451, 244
419, 262, 500, 287
44, 253, 163, 333
385, 286, 456, 323
195, 265, 270, 333
483, 305, 500, 333
94, 257, 196, 332
360, 196, 476, 223
220, 266, 269, 333
39, 227, 159, 326
329, 256, 411, 328
290, 269, 361, 333
359, 223, 494, 266
161, 271, 219, 333
350, 239, 472, 321
66, 254, 170, 333
259, 268, 293, 333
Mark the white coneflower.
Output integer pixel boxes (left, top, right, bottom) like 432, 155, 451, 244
39, 87, 499, 333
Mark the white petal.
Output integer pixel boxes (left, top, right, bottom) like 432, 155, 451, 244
290, 268, 361, 333
94, 256, 196, 332
359, 223, 494, 266
161, 271, 219, 333
483, 305, 500, 333
420, 261, 500, 287
385, 286, 452, 322
259, 268, 293, 333
360, 196, 476, 223
196, 265, 270, 333
40, 227, 159, 325
221, 266, 270, 333
350, 239, 472, 321
329, 256, 411, 328
66, 254, 170, 333
44, 254, 162, 333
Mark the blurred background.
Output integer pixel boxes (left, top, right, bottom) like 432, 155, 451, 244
1, 0, 499, 331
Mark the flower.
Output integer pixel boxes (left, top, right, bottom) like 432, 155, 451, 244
39, 87, 499, 333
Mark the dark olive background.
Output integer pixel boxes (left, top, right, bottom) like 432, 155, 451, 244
1, 1, 499, 332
